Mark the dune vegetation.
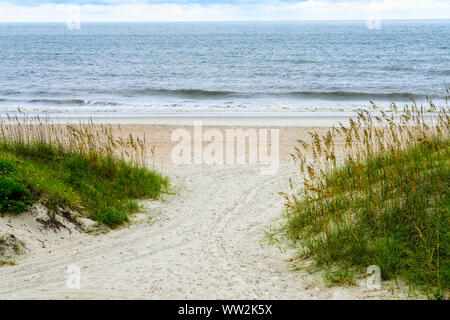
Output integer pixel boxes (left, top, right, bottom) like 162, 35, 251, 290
283, 99, 449, 298
0, 116, 168, 227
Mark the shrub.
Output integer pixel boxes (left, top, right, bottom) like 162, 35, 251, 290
0, 177, 32, 213
0, 159, 17, 175
95, 208, 127, 228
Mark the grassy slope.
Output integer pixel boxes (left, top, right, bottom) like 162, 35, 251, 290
287, 138, 449, 294
0, 141, 168, 227
285, 106, 449, 298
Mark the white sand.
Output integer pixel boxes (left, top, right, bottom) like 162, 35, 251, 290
0, 120, 416, 299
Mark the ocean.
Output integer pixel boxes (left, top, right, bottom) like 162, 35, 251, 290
0, 20, 449, 115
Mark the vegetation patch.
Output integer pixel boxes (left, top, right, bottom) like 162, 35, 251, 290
0, 233, 25, 266
0, 162, 32, 213
284, 100, 449, 297
324, 267, 357, 287
0, 120, 168, 228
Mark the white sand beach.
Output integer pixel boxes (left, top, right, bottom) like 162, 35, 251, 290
0, 117, 417, 299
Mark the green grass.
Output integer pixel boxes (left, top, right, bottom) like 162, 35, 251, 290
0, 123, 168, 228
324, 267, 357, 286
285, 104, 449, 297
0, 166, 33, 213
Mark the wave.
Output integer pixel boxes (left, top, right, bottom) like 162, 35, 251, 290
428, 70, 450, 76
123, 88, 432, 101
128, 88, 236, 98
0, 89, 443, 109
11, 98, 120, 107
284, 90, 427, 101
381, 66, 416, 72
28, 98, 87, 105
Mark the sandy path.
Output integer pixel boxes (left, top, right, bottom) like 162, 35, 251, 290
0, 125, 409, 299
0, 163, 405, 300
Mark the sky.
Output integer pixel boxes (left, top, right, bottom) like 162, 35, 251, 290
0, 0, 449, 22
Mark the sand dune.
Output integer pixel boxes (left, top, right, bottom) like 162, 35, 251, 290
0, 125, 413, 299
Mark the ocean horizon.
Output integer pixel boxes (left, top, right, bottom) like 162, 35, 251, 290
1, 20, 449, 114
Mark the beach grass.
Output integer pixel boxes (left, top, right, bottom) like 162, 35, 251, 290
283, 99, 449, 297
0, 116, 168, 227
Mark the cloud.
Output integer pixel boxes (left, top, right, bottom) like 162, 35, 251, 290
0, 0, 449, 22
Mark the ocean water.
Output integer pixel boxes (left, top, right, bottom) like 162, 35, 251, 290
0, 21, 449, 114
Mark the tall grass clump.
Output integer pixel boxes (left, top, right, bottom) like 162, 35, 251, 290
284, 96, 449, 296
0, 115, 168, 227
